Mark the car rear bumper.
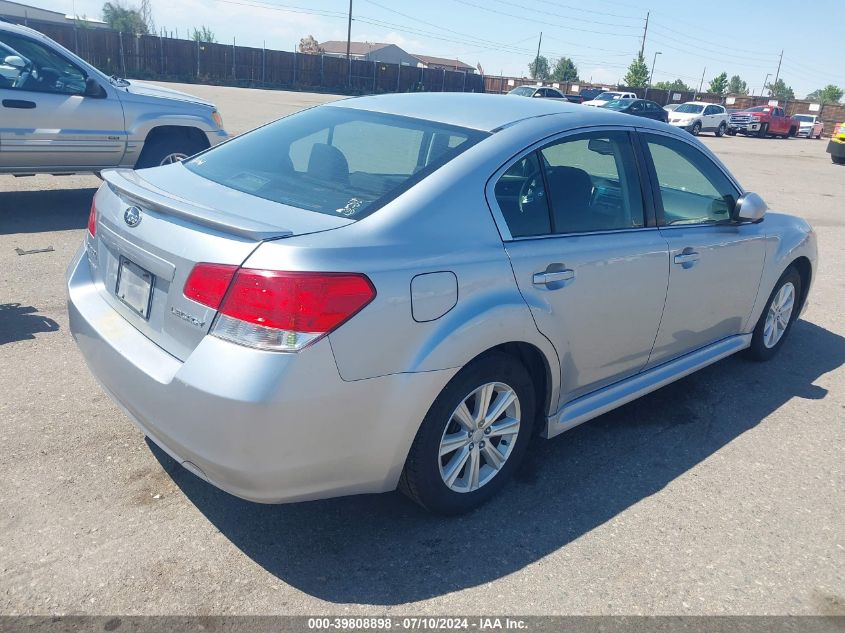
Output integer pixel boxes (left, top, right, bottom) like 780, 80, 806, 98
827, 139, 845, 158
66, 247, 455, 504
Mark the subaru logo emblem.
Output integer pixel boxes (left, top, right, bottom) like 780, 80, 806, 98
124, 206, 142, 227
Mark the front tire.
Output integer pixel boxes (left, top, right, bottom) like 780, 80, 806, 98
757, 123, 769, 138
690, 121, 702, 136
135, 134, 207, 169
832, 155, 845, 165
400, 352, 536, 515
746, 267, 802, 361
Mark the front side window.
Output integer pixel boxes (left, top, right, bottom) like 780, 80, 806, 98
186, 106, 486, 219
0, 32, 86, 94
643, 134, 739, 225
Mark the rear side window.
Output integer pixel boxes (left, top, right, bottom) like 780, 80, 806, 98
493, 131, 645, 238
186, 106, 487, 219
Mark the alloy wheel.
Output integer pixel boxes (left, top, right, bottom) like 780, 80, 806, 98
763, 282, 795, 348
437, 382, 521, 493
159, 152, 189, 166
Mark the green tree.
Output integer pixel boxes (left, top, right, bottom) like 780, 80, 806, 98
727, 75, 748, 95
101, 2, 148, 34
528, 55, 550, 81
550, 57, 579, 82
708, 72, 728, 95
298, 35, 324, 54
766, 78, 795, 100
191, 26, 216, 43
623, 52, 649, 88
806, 84, 844, 104
654, 78, 690, 91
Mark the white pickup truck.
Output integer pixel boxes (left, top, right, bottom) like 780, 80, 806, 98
582, 90, 637, 107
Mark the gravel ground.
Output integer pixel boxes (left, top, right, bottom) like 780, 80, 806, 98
0, 83, 842, 616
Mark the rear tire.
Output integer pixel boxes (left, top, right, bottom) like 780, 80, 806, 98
135, 134, 207, 169
833, 155, 845, 165
715, 122, 727, 137
399, 352, 536, 515
745, 267, 802, 362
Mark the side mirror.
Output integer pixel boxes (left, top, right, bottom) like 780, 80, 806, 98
733, 192, 767, 223
3, 55, 27, 69
84, 77, 105, 98
587, 138, 614, 155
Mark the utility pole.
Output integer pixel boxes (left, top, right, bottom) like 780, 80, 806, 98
695, 66, 706, 99
533, 32, 542, 81
639, 11, 649, 58
345, 0, 353, 86
772, 50, 783, 96
645, 50, 661, 99
761, 73, 771, 97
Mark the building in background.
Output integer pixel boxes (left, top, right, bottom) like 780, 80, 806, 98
320, 40, 475, 74
411, 54, 475, 74
319, 41, 419, 67
0, 0, 108, 28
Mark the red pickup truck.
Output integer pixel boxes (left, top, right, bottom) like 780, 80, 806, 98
727, 105, 799, 138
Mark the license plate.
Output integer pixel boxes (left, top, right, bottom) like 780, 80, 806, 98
116, 257, 154, 319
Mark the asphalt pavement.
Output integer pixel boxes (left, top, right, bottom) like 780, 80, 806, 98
0, 84, 842, 616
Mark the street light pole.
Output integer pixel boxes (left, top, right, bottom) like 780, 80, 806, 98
645, 51, 661, 99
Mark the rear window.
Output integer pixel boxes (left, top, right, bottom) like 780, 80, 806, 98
185, 106, 487, 219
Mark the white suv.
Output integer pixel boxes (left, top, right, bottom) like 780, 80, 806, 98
667, 102, 729, 136
0, 21, 228, 175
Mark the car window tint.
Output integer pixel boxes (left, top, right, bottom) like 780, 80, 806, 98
644, 134, 739, 225
0, 32, 86, 94
494, 152, 552, 238
539, 131, 645, 234
186, 106, 487, 219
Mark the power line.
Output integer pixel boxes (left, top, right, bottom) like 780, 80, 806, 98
449, 0, 642, 38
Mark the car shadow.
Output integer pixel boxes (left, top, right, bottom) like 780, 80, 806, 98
0, 303, 60, 345
149, 319, 844, 605
0, 187, 96, 234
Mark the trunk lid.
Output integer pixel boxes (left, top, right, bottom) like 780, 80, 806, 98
91, 166, 354, 361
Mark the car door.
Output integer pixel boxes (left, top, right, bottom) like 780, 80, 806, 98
489, 129, 669, 404
701, 105, 716, 130
0, 30, 125, 171
639, 130, 766, 367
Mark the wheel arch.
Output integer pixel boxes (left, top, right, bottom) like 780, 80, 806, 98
470, 341, 555, 431
142, 125, 210, 149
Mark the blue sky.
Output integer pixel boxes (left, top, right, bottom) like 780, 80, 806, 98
31, 0, 845, 98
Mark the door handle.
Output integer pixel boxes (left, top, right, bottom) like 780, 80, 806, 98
673, 252, 700, 265
533, 269, 575, 286
2, 99, 36, 109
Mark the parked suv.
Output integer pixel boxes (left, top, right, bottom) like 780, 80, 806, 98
667, 102, 728, 136
0, 21, 227, 175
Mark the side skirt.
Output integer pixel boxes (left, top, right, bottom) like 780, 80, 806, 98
543, 334, 752, 439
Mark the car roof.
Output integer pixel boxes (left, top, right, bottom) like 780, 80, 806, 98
331, 92, 654, 132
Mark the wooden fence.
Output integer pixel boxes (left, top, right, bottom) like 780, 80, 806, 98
6, 18, 484, 94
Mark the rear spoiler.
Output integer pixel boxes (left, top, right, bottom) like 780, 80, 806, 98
101, 169, 293, 241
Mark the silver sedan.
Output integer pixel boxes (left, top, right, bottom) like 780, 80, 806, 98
67, 93, 817, 514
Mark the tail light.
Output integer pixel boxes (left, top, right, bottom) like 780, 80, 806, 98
183, 264, 376, 351
87, 199, 97, 237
